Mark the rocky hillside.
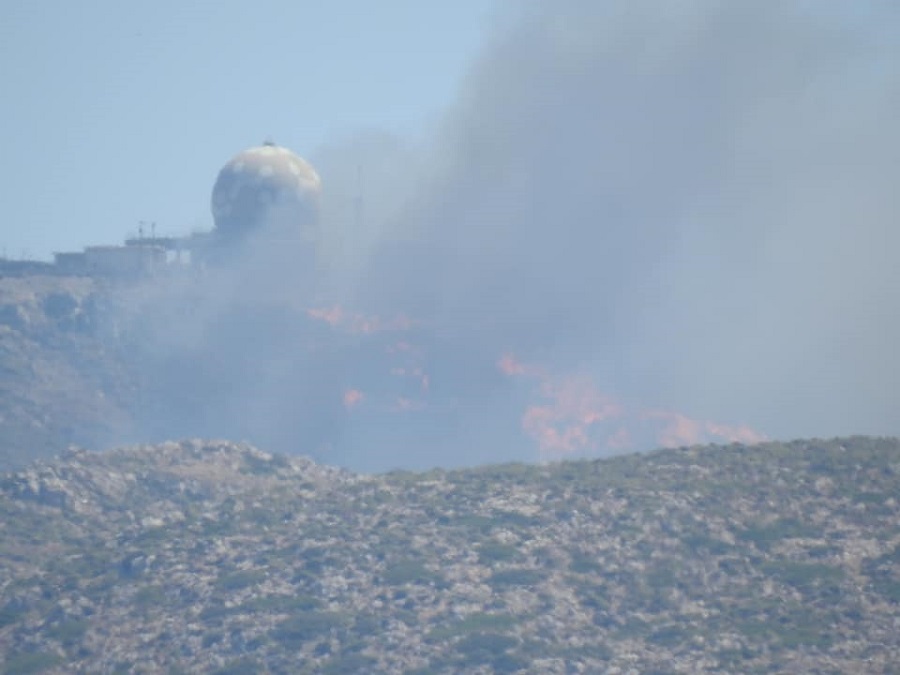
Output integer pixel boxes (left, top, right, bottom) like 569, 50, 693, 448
1, 436, 898, 673
0, 276, 140, 470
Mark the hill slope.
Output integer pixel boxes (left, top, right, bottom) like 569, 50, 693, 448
1, 437, 899, 673
0, 276, 140, 470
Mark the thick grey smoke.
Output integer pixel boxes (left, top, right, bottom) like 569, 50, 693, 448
118, 1, 898, 471
332, 0, 899, 446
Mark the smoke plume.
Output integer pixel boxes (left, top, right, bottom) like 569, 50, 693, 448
334, 1, 899, 455
121, 1, 898, 471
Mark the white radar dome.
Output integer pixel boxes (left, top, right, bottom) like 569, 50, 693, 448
211, 141, 321, 243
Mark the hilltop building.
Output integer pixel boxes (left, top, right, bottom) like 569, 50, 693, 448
0, 141, 322, 280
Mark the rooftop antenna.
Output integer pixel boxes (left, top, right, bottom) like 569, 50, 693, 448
138, 220, 146, 240
151, 221, 157, 239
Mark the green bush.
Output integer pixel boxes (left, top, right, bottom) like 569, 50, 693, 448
427, 613, 517, 642
46, 618, 89, 644
738, 519, 820, 550
761, 561, 844, 588
1, 651, 62, 675
271, 611, 347, 648
383, 560, 441, 586
872, 579, 900, 603
451, 514, 496, 533
0, 603, 24, 628
322, 653, 377, 674
240, 594, 320, 613
477, 541, 520, 565
454, 632, 518, 662
215, 569, 266, 591
489, 651, 530, 673
242, 453, 288, 476
493, 510, 539, 528
647, 623, 692, 647
489, 568, 545, 588
568, 552, 603, 574
681, 531, 732, 555
212, 658, 262, 675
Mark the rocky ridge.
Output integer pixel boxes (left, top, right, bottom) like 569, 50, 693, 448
1, 437, 899, 673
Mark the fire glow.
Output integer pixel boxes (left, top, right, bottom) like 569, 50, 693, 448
307, 305, 415, 334
498, 353, 767, 461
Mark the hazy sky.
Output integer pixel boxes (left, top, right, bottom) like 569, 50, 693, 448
339, 0, 898, 453
3, 1, 898, 468
1, 0, 494, 260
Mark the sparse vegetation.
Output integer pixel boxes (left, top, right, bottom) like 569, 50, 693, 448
1, 436, 899, 673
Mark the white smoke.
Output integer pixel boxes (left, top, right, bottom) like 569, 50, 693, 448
120, 1, 899, 470
328, 0, 900, 445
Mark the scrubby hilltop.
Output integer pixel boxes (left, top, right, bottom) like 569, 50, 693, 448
1, 436, 898, 673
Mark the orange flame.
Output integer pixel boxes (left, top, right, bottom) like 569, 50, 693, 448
497, 353, 543, 377
306, 305, 343, 326
343, 389, 364, 409
505, 356, 625, 460
307, 304, 416, 334
644, 410, 768, 447
498, 352, 766, 460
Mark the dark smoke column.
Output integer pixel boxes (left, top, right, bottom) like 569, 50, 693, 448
210, 141, 322, 267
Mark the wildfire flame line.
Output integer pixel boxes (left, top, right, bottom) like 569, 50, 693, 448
498, 353, 766, 461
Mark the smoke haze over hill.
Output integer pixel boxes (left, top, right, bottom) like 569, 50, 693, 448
312, 0, 899, 459
4, 2, 896, 472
